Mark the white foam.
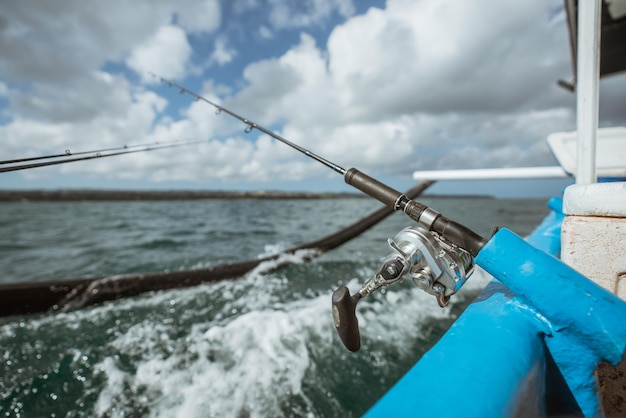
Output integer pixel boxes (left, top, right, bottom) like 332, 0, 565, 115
2, 248, 493, 418
256, 242, 289, 258
462, 266, 493, 291
89, 270, 479, 417
248, 249, 320, 276
94, 293, 333, 418
94, 357, 132, 417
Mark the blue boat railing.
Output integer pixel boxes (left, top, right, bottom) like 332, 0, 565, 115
365, 197, 626, 418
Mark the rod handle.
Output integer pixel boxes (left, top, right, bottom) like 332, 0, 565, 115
332, 286, 362, 352
345, 167, 487, 256
344, 168, 406, 208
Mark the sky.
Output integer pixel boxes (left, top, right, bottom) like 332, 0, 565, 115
1, 0, 625, 198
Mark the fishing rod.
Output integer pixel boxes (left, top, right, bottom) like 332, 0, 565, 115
0, 140, 173, 165
153, 73, 488, 255
148, 72, 346, 175
0, 139, 206, 173
154, 73, 490, 352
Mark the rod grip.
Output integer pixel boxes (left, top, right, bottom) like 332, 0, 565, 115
344, 168, 403, 208
431, 215, 488, 257
344, 167, 487, 256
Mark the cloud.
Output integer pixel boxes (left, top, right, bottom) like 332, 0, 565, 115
229, 0, 356, 30
266, 0, 355, 29
216, 0, 582, 180
8, 72, 134, 123
327, 0, 571, 118
209, 36, 237, 66
3, 85, 167, 166
127, 25, 193, 82
0, 1, 220, 86
176, 0, 221, 33
258, 26, 274, 40
0, 1, 220, 126
2, 0, 625, 192
0, 1, 163, 85
141, 0, 622, 184
228, 34, 337, 131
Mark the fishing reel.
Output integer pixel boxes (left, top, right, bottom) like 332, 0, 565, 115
332, 224, 475, 352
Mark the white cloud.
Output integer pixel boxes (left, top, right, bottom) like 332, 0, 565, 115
0, 1, 221, 86
176, 0, 222, 33
1, 80, 168, 179
215, 0, 574, 180
327, 0, 570, 118
137, 0, 582, 184
266, 0, 355, 29
226, 32, 348, 143
258, 26, 274, 40
127, 25, 193, 82
0, 1, 165, 84
8, 72, 135, 123
209, 36, 237, 66
2, 0, 625, 192
0, 1, 221, 130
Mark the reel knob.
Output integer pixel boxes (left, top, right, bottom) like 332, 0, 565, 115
331, 286, 362, 352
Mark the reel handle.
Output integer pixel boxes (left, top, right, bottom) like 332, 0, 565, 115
331, 287, 362, 352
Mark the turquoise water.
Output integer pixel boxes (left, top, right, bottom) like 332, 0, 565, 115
0, 197, 549, 417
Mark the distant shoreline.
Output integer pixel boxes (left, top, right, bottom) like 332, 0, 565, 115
0, 189, 494, 202
0, 189, 363, 202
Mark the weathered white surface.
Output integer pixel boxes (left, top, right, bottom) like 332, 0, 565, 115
561, 216, 626, 300
575, 0, 601, 184
412, 166, 568, 181
563, 182, 626, 216
547, 127, 626, 178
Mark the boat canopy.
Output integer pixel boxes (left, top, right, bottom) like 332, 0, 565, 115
561, 0, 626, 88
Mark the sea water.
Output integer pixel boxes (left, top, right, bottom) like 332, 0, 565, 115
0, 197, 549, 417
